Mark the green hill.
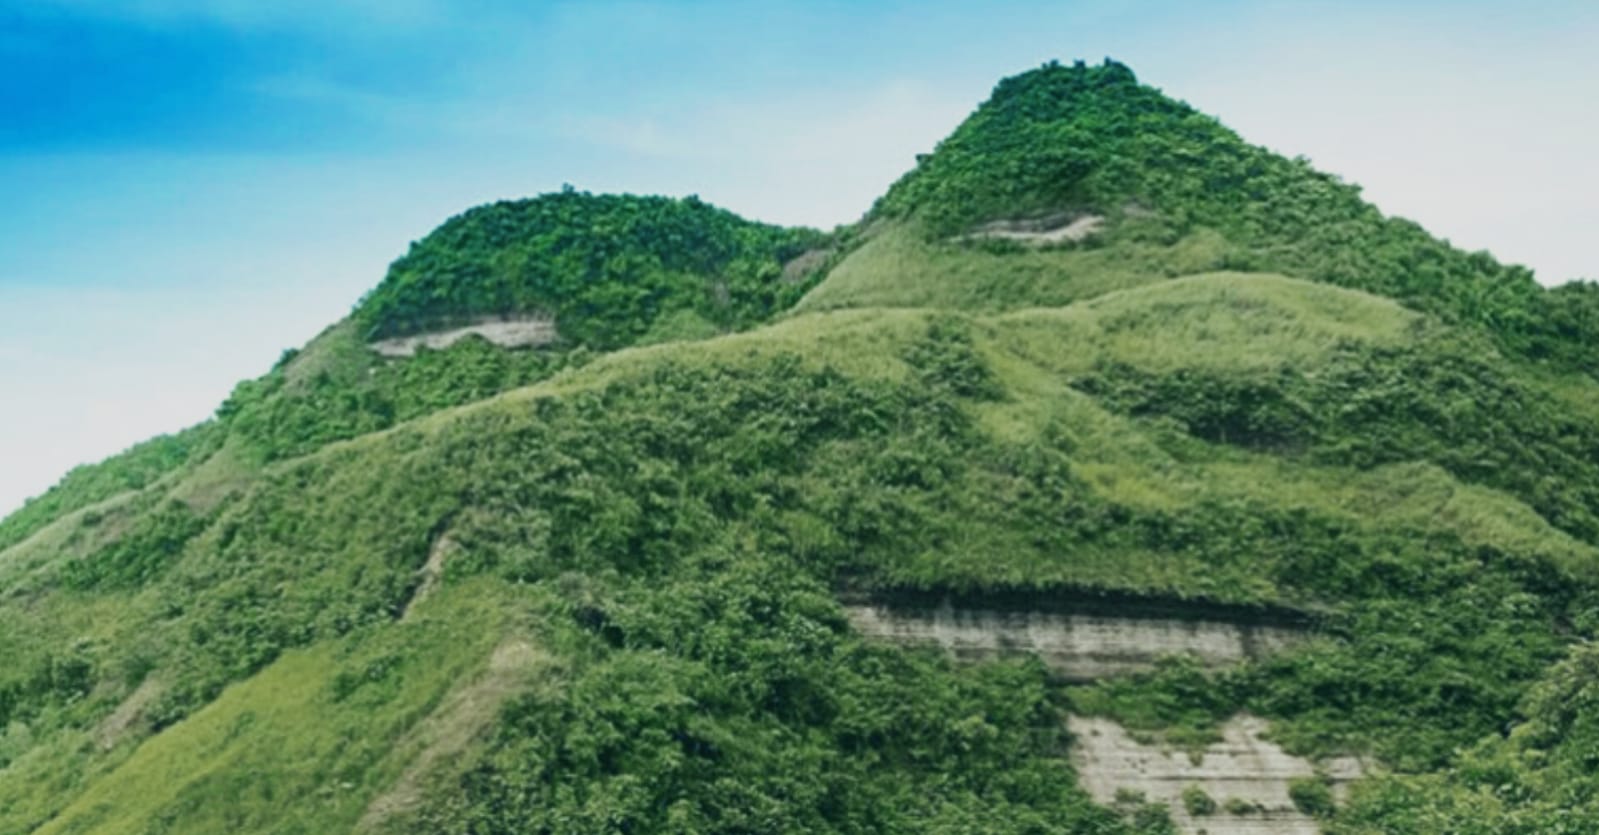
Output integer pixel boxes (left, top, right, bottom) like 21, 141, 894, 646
4, 60, 1599, 834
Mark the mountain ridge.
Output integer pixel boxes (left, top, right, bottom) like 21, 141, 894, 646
4, 59, 1599, 834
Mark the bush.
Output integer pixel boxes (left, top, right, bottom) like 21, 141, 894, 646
1182, 785, 1217, 816
1288, 776, 1336, 818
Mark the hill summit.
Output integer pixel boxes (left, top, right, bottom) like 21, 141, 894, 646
809, 59, 1597, 369
4, 60, 1599, 834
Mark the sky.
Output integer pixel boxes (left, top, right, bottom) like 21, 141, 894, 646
2, 0, 1597, 516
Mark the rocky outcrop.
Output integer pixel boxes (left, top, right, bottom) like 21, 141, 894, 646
780, 247, 835, 284
842, 593, 1317, 682
1069, 714, 1365, 834
961, 212, 1104, 245
369, 316, 557, 357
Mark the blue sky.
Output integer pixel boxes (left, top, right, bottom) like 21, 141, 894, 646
2, 0, 1597, 515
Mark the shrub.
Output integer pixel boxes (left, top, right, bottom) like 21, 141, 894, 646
1288, 776, 1336, 818
1182, 785, 1217, 816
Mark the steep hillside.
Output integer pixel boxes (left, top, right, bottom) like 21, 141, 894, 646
5, 60, 1599, 834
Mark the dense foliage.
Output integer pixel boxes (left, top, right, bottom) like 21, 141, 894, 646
211, 194, 834, 466
1331, 641, 1599, 834
356, 189, 828, 349
418, 560, 1132, 834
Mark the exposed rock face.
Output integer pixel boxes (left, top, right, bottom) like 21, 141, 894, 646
1069, 714, 1365, 834
845, 595, 1359, 831
961, 212, 1105, 245
842, 596, 1312, 682
369, 316, 557, 357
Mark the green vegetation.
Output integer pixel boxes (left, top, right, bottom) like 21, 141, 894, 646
0, 424, 218, 553
1222, 797, 1262, 815
193, 191, 833, 467
356, 189, 828, 348
1108, 790, 1176, 834
33, 580, 518, 835
792, 222, 1240, 315
4, 59, 1599, 834
413, 560, 1126, 834
216, 321, 594, 462
1070, 327, 1599, 542
9, 288, 1597, 830
1325, 640, 1599, 834
1181, 785, 1216, 817
1289, 776, 1336, 818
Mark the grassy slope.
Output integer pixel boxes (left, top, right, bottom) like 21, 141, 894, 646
33, 581, 519, 835
793, 222, 1240, 315
5, 270, 1599, 831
